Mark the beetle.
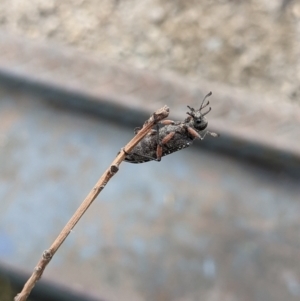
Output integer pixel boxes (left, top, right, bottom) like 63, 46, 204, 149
124, 91, 219, 164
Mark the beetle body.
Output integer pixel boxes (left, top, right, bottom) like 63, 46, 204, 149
124, 92, 218, 164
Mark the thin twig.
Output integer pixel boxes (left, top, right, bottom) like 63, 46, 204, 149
14, 105, 170, 301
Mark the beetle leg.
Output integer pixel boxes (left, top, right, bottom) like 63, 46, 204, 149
156, 132, 176, 161
160, 120, 175, 125
150, 123, 176, 161
187, 126, 201, 139
148, 129, 157, 136
196, 130, 219, 140
134, 127, 141, 134
186, 127, 219, 140
207, 131, 220, 138
162, 132, 176, 144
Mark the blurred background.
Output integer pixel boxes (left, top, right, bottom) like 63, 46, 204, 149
0, 0, 300, 102
0, 1, 300, 301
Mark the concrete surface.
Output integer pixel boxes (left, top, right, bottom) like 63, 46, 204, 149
0, 85, 300, 301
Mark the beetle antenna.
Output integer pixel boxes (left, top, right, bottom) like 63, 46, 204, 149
186, 111, 195, 118
202, 107, 211, 116
187, 105, 195, 112
201, 101, 210, 110
200, 91, 212, 110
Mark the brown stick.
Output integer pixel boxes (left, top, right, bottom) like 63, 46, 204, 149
14, 105, 170, 301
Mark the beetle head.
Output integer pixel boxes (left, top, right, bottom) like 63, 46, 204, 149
186, 91, 212, 131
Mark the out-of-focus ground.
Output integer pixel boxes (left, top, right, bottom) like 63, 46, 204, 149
0, 0, 299, 104
1, 85, 300, 301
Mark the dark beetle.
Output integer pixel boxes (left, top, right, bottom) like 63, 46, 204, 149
124, 92, 218, 164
